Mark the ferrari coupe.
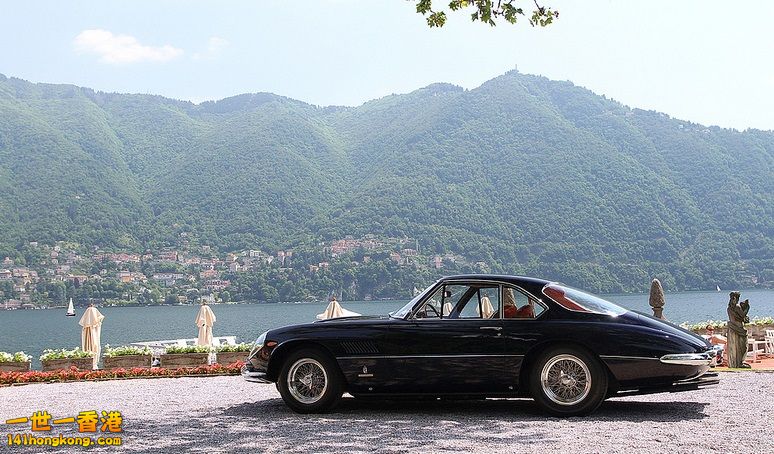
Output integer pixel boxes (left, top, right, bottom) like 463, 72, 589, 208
242, 275, 718, 416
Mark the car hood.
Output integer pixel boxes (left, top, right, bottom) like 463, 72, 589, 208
315, 315, 389, 323
266, 315, 392, 339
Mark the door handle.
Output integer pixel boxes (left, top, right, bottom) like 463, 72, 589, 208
480, 326, 502, 331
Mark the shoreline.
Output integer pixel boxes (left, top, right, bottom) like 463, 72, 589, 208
4, 287, 774, 311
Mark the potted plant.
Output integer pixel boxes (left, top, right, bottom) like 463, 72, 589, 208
40, 348, 94, 371
748, 316, 774, 339
681, 319, 726, 336
0, 351, 32, 372
214, 343, 251, 365
102, 345, 153, 369
682, 316, 774, 338
159, 345, 211, 368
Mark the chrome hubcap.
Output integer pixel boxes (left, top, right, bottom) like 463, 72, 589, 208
287, 358, 328, 404
540, 354, 591, 406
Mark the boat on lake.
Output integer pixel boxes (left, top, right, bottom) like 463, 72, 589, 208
65, 298, 76, 317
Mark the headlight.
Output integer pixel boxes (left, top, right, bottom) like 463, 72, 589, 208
248, 331, 268, 360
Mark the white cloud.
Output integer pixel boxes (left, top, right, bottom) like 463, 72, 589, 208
206, 36, 229, 54
193, 36, 229, 61
74, 29, 183, 64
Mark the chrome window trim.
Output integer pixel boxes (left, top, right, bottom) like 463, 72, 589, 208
407, 279, 549, 321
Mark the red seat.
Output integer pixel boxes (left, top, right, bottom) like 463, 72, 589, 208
515, 305, 534, 318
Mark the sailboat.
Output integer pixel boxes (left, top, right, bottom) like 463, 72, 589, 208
65, 298, 76, 317
716, 285, 721, 292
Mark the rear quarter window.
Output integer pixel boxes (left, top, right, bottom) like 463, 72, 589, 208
542, 284, 627, 316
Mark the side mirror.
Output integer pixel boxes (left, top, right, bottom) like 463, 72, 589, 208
443, 290, 452, 298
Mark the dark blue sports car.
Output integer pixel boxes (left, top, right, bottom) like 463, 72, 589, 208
243, 275, 718, 416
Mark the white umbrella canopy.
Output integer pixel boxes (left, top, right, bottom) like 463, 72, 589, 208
79, 306, 104, 370
316, 300, 361, 320
195, 304, 217, 346
477, 295, 495, 318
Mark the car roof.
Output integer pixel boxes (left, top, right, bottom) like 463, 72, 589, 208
440, 274, 551, 287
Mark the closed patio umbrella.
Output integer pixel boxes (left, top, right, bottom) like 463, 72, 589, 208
79, 305, 104, 370
196, 303, 217, 346
316, 298, 360, 320
477, 294, 495, 318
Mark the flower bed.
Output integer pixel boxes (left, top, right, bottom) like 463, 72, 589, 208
42, 358, 94, 372
681, 317, 774, 337
40, 348, 94, 372
160, 345, 212, 368
0, 352, 31, 373
0, 362, 245, 386
103, 345, 152, 369
214, 343, 251, 365
104, 354, 153, 369
215, 351, 247, 364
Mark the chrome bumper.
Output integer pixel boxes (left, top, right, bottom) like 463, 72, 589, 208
614, 371, 719, 397
659, 352, 713, 366
241, 364, 271, 384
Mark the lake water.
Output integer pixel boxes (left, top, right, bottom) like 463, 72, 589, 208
1, 289, 773, 368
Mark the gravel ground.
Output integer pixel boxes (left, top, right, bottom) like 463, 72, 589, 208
1, 372, 772, 453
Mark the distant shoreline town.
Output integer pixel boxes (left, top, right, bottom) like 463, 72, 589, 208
1, 236, 481, 310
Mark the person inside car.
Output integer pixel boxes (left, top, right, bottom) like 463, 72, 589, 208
503, 287, 535, 318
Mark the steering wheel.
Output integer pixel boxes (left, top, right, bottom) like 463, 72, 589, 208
425, 304, 441, 318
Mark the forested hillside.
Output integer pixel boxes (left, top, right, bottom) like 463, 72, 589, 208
0, 71, 771, 293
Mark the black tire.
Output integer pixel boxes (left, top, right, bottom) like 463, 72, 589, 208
529, 346, 607, 417
276, 348, 343, 414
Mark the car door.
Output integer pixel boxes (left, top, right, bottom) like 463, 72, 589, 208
386, 282, 513, 394
499, 284, 549, 388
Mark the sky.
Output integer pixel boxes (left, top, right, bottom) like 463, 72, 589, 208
1, 0, 773, 130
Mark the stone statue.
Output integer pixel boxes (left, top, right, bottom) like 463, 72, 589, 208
648, 278, 666, 319
726, 291, 750, 368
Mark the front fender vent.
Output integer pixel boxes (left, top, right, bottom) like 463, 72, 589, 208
340, 340, 380, 355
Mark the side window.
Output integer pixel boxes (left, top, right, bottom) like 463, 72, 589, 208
502, 286, 545, 319
413, 284, 502, 319
414, 286, 445, 319
455, 285, 500, 319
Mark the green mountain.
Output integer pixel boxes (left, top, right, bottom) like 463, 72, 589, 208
0, 71, 771, 292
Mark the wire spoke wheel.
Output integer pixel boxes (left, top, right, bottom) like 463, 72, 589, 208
540, 354, 592, 406
287, 358, 329, 404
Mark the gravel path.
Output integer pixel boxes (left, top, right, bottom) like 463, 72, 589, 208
1, 372, 772, 453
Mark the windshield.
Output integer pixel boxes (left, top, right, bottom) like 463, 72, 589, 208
390, 281, 440, 318
542, 284, 627, 316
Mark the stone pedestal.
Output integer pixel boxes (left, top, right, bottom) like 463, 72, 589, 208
649, 278, 666, 320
